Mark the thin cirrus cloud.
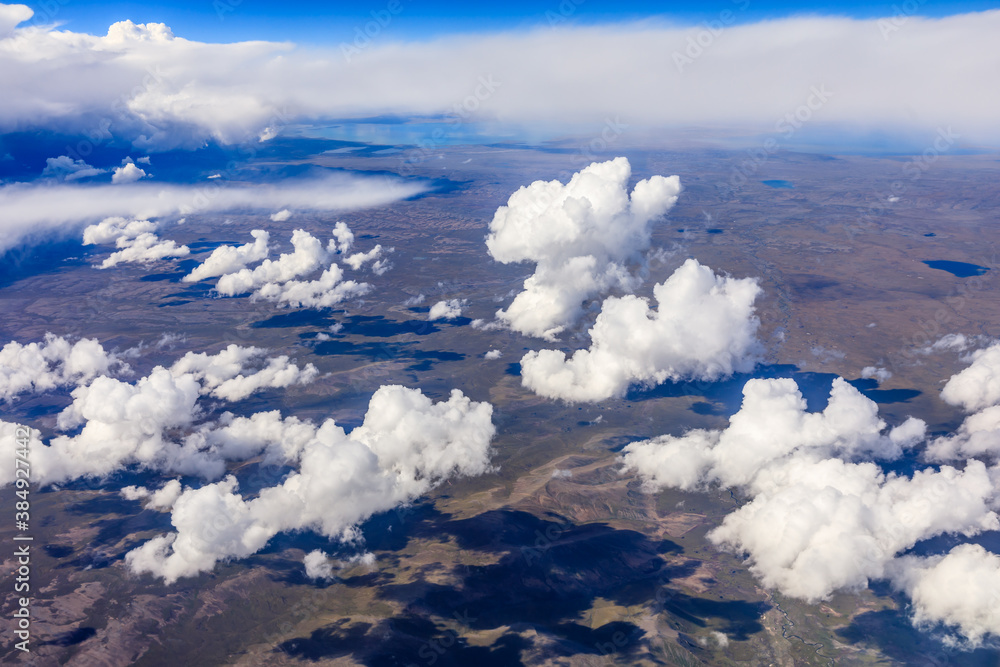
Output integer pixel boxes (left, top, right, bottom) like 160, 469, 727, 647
0, 173, 427, 255
1, 5, 1000, 147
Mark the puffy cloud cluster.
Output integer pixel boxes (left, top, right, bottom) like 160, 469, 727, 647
621, 375, 1000, 645
41, 156, 105, 181
0, 343, 319, 486
120, 479, 183, 510
520, 258, 762, 402
168, 344, 318, 401
890, 544, 1000, 647
2, 8, 1000, 148
927, 343, 1000, 462
125, 386, 496, 583
487, 158, 681, 339
190, 226, 379, 310
83, 216, 189, 268
428, 298, 466, 321
182, 230, 270, 282
0, 173, 426, 255
0, 333, 123, 401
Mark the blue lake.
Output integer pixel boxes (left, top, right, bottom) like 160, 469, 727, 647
762, 180, 793, 188
922, 260, 990, 277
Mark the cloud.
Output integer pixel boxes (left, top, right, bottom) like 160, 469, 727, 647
0, 333, 124, 401
82, 216, 189, 268
4, 343, 319, 486
120, 480, 183, 510
520, 258, 762, 402
861, 366, 891, 383
620, 374, 1000, 644
926, 342, 1000, 462
182, 229, 270, 282
269, 209, 292, 222
303, 550, 335, 580
622, 378, 922, 491
125, 385, 496, 582
484, 349, 502, 360
487, 158, 681, 339
41, 156, 105, 181
428, 298, 466, 321
2, 10, 1000, 147
208, 227, 375, 310
344, 244, 387, 271
889, 544, 1000, 648
940, 343, 1000, 413
111, 162, 147, 184
168, 344, 318, 401
0, 173, 427, 255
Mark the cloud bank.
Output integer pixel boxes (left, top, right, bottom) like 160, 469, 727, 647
0, 173, 426, 254
487, 158, 681, 339
520, 258, 761, 402
1, 7, 999, 146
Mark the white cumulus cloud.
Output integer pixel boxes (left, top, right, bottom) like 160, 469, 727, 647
0, 333, 124, 401
182, 229, 270, 282
111, 162, 148, 184
428, 298, 466, 321
890, 544, 1000, 648
82, 216, 189, 268
124, 386, 496, 583
620, 373, 1000, 646
520, 258, 762, 402
487, 158, 681, 339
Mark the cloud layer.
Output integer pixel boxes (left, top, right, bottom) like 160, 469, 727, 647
520, 258, 762, 402
0, 173, 426, 254
2, 7, 1000, 146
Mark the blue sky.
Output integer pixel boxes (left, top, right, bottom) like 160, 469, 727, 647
25, 0, 1000, 44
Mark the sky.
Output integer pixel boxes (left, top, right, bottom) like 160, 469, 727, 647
24, 0, 1000, 44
